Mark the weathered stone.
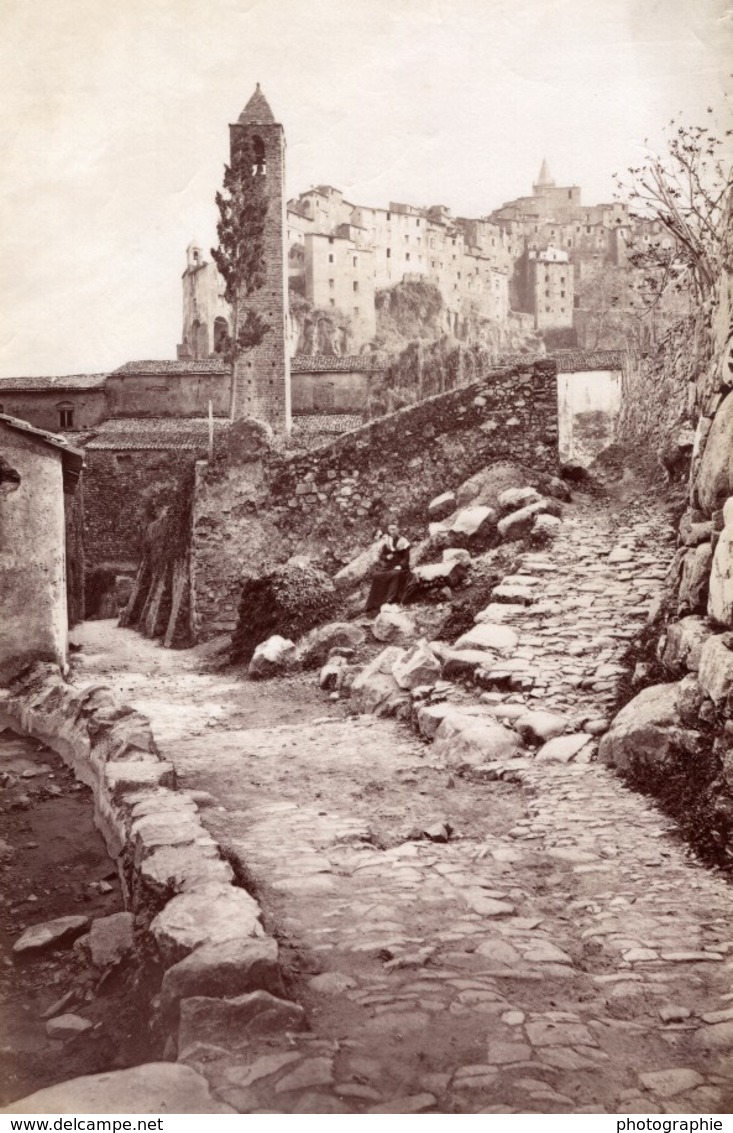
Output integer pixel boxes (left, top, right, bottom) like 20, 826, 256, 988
416, 702, 496, 741
1, 1063, 234, 1115
709, 511, 733, 627
693, 1021, 733, 1050
150, 883, 263, 965
319, 656, 348, 691
639, 1069, 704, 1098
697, 634, 733, 706
454, 623, 519, 655
497, 502, 544, 542
679, 512, 713, 546
678, 544, 713, 614
443, 547, 471, 564
13, 915, 90, 956
275, 1057, 334, 1094
486, 1041, 532, 1063
308, 971, 357, 993
433, 712, 521, 770
599, 683, 700, 771
248, 635, 297, 680
514, 710, 568, 744
295, 622, 365, 668
526, 1020, 595, 1047
475, 603, 526, 624
351, 645, 410, 716
530, 513, 562, 545
392, 640, 441, 690
160, 936, 284, 1021
372, 606, 416, 643
413, 560, 468, 589
177, 990, 306, 1056
138, 843, 233, 897
449, 505, 497, 543
497, 486, 542, 514
536, 732, 593, 763
89, 912, 134, 969
696, 389, 733, 512
333, 543, 380, 591
660, 615, 713, 673
45, 1013, 93, 1040
442, 649, 497, 680
428, 491, 457, 520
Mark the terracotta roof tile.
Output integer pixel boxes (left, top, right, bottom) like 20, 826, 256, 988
113, 360, 230, 377
291, 354, 385, 373
85, 417, 226, 452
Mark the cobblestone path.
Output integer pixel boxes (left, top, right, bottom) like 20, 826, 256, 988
76, 496, 733, 1115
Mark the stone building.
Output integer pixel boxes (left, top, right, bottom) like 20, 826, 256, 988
0, 414, 83, 682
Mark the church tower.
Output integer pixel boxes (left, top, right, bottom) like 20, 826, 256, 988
228, 84, 291, 432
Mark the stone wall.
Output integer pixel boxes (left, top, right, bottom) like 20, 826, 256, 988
191, 361, 558, 640
600, 195, 733, 861
83, 450, 198, 575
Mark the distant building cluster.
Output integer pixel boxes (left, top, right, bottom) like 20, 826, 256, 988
178, 156, 672, 359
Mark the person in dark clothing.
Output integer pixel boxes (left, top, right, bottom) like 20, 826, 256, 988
365, 522, 412, 616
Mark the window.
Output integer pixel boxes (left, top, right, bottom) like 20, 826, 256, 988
252, 135, 266, 175
328, 254, 334, 263
545, 289, 549, 297
560, 276, 565, 284
386, 211, 391, 220
329, 278, 335, 290
353, 307, 360, 316
58, 405, 74, 428
386, 248, 391, 258
352, 281, 358, 292
328, 236, 334, 244
416, 218, 420, 226
352, 256, 357, 267
561, 290, 566, 298
329, 298, 335, 307
404, 235, 409, 244
405, 253, 410, 261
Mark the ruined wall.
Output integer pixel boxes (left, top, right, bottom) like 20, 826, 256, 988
191, 362, 558, 640
557, 369, 622, 466
0, 428, 68, 683
83, 450, 198, 574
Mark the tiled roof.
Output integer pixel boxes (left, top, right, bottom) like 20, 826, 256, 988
291, 354, 385, 373
0, 373, 108, 391
291, 413, 364, 435
85, 417, 227, 452
113, 359, 230, 376
0, 413, 84, 491
552, 350, 626, 373
237, 84, 276, 126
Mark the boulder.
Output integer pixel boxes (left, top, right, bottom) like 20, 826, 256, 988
454, 623, 519, 655
449, 505, 497, 545
178, 991, 306, 1057
295, 623, 366, 669
45, 1014, 93, 1040
1, 1064, 234, 1115
679, 513, 713, 546
598, 683, 700, 771
89, 912, 134, 969
372, 606, 416, 642
443, 548, 471, 564
497, 486, 542, 514
160, 937, 284, 1022
697, 635, 733, 706
678, 544, 713, 615
13, 916, 89, 956
248, 636, 296, 680
695, 390, 733, 512
351, 646, 410, 716
392, 641, 441, 691
412, 560, 469, 589
708, 512, 733, 627
428, 491, 457, 520
333, 543, 380, 590
417, 702, 496, 740
660, 616, 713, 674
432, 713, 521, 772
497, 501, 552, 542
514, 710, 568, 744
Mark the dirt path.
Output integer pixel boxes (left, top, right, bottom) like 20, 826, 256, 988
71, 493, 733, 1115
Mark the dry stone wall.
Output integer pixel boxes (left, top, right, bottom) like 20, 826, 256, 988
191, 361, 559, 640
602, 197, 733, 859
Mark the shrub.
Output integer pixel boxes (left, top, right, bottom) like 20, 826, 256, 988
231, 561, 340, 664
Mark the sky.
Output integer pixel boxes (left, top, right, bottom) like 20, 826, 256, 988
0, 0, 730, 377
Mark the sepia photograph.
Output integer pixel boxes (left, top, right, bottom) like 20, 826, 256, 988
0, 0, 732, 1122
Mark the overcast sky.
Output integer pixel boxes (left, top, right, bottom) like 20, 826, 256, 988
0, 0, 730, 377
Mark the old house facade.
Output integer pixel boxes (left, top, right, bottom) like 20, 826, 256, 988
0, 415, 83, 682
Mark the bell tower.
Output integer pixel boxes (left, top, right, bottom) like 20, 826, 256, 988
229, 84, 291, 432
